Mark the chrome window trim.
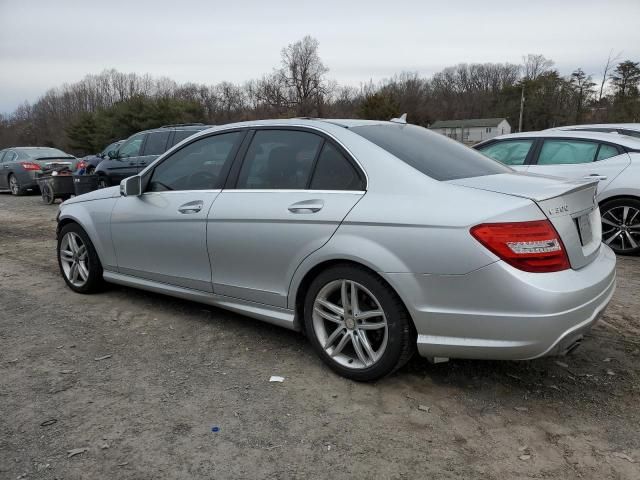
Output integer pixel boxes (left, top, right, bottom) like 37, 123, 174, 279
223, 189, 365, 195
210, 123, 370, 189
142, 189, 222, 195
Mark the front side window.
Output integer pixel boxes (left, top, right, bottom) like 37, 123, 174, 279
310, 143, 364, 190
537, 140, 598, 165
351, 124, 511, 181
236, 130, 323, 189
142, 131, 170, 155
118, 133, 145, 158
478, 140, 534, 166
148, 131, 243, 191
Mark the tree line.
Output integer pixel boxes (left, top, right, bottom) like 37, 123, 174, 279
1, 37, 639, 155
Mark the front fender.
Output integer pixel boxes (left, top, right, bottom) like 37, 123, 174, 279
58, 198, 119, 271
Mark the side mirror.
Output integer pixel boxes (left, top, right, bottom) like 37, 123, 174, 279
120, 176, 142, 197
108, 150, 119, 159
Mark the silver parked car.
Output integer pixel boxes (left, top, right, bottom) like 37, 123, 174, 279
475, 130, 640, 255
0, 147, 78, 195
56, 119, 616, 381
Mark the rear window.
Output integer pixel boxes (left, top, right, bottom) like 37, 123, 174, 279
21, 148, 71, 159
350, 124, 511, 181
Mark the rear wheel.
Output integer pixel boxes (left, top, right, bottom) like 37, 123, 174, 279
9, 174, 25, 196
57, 223, 104, 293
600, 198, 640, 255
304, 264, 415, 381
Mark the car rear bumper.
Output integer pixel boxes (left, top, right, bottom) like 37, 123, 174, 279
385, 245, 616, 360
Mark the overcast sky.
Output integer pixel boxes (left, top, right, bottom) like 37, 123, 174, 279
1, 0, 639, 114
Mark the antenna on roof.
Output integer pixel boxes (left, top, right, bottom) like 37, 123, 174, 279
390, 113, 407, 124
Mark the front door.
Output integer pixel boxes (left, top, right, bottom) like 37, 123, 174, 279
105, 132, 147, 185
208, 129, 366, 308
110, 130, 245, 291
526, 139, 631, 194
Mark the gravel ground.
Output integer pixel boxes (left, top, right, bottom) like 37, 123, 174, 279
1, 193, 639, 480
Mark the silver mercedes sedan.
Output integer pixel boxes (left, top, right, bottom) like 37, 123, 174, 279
56, 119, 616, 381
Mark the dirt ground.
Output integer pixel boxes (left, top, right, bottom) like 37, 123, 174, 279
0, 193, 639, 480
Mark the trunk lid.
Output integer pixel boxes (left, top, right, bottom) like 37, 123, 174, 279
33, 157, 77, 170
449, 172, 601, 269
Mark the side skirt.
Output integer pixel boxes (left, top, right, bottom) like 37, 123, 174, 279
103, 270, 299, 331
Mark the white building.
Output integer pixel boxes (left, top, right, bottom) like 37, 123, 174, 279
429, 118, 511, 144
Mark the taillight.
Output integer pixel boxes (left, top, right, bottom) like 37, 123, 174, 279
470, 220, 570, 273
20, 162, 42, 171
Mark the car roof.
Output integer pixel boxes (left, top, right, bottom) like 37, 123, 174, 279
547, 123, 640, 131
194, 118, 399, 135
485, 130, 640, 149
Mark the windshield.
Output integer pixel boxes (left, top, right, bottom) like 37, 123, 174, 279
21, 147, 73, 159
350, 123, 511, 181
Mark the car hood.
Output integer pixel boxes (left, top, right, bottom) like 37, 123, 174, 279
447, 172, 597, 202
62, 186, 120, 205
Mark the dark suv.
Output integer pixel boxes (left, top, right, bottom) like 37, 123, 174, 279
95, 124, 212, 187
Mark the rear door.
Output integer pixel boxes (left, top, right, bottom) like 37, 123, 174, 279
136, 130, 170, 172
0, 151, 7, 189
526, 138, 630, 193
1, 150, 17, 189
475, 139, 536, 172
207, 128, 366, 308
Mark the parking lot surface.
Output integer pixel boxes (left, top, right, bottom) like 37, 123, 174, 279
1, 194, 639, 479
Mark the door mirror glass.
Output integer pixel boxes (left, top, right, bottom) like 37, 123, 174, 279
120, 175, 142, 197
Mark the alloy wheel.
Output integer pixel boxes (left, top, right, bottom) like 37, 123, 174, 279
9, 175, 19, 195
59, 232, 90, 287
312, 279, 389, 370
601, 205, 640, 253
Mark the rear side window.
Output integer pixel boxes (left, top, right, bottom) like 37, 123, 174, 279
477, 140, 534, 166
310, 143, 364, 190
172, 130, 200, 146
538, 140, 598, 165
3, 151, 16, 162
143, 131, 170, 155
236, 130, 323, 189
351, 124, 511, 181
596, 144, 621, 161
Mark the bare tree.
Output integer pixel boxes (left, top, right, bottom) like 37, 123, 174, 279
522, 54, 554, 81
279, 36, 330, 115
598, 50, 622, 101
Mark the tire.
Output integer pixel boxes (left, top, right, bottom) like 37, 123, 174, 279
97, 176, 109, 189
57, 223, 104, 293
304, 264, 415, 381
600, 197, 640, 256
41, 184, 55, 204
86, 166, 95, 175
9, 174, 25, 196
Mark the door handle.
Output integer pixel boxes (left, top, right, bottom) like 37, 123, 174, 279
178, 200, 204, 214
584, 174, 607, 181
288, 199, 324, 213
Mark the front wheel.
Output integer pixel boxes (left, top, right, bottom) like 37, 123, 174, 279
304, 265, 415, 381
57, 223, 104, 293
600, 198, 640, 255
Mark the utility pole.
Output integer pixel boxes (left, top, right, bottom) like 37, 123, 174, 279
518, 84, 525, 132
